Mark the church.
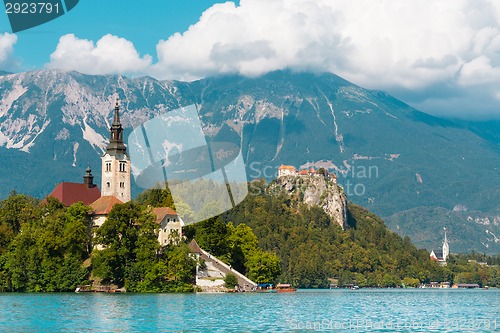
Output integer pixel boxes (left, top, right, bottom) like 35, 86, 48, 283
47, 99, 182, 245
430, 228, 450, 265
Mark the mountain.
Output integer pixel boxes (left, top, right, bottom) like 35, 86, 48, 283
0, 69, 498, 253
455, 120, 500, 146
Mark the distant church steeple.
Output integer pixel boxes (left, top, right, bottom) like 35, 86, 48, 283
442, 227, 449, 261
101, 98, 131, 202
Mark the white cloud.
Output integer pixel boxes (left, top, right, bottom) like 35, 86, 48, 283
47, 34, 152, 75
0, 32, 17, 67
45, 0, 500, 117
459, 55, 500, 86
149, 0, 500, 117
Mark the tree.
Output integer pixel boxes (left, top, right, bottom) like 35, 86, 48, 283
93, 202, 143, 285
1, 201, 91, 291
224, 273, 238, 289
247, 251, 281, 284
402, 277, 420, 288
381, 274, 400, 288
92, 202, 197, 292
194, 217, 230, 258
135, 186, 175, 208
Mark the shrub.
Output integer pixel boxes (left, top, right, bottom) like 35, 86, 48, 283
224, 273, 238, 288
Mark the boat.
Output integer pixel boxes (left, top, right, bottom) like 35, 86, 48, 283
255, 283, 296, 293
75, 285, 92, 293
75, 285, 124, 293
276, 283, 296, 293
255, 283, 277, 293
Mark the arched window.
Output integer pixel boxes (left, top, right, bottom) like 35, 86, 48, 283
106, 182, 110, 188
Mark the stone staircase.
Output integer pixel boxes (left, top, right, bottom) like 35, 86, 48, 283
189, 239, 257, 292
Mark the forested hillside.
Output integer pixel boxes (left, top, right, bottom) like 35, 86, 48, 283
188, 180, 500, 288
0, 193, 195, 292
0, 184, 498, 292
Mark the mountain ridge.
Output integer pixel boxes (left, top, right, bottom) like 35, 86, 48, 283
0, 69, 498, 253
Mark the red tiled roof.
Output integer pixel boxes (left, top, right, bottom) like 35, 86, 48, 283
90, 196, 123, 215
299, 170, 308, 175
278, 164, 296, 171
47, 182, 101, 207
153, 207, 178, 224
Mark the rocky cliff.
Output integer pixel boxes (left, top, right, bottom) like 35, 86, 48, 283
269, 174, 347, 229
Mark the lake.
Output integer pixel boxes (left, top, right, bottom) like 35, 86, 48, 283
0, 289, 498, 332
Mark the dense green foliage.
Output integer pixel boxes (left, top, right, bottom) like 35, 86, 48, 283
1, 184, 499, 292
185, 218, 281, 283
92, 202, 196, 292
0, 194, 89, 292
217, 181, 500, 288
0, 192, 196, 292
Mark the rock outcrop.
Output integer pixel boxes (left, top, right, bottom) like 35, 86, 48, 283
270, 174, 348, 229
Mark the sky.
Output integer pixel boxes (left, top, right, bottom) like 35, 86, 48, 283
0, 0, 499, 120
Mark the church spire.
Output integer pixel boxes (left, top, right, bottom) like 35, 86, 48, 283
113, 98, 121, 125
442, 227, 449, 262
106, 98, 127, 155
101, 96, 131, 203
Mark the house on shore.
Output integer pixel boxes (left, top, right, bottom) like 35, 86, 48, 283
452, 283, 480, 289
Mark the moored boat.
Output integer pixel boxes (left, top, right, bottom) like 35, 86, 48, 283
276, 283, 296, 292
255, 283, 277, 292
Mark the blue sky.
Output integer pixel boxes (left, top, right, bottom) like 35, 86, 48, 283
0, 0, 231, 70
0, 0, 499, 120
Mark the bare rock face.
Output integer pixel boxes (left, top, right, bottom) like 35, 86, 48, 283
270, 174, 348, 229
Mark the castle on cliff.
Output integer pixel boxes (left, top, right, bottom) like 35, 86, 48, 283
278, 164, 337, 183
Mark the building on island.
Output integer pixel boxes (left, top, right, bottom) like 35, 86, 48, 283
100, 99, 131, 203
430, 228, 449, 265
154, 207, 183, 246
90, 195, 124, 228
47, 166, 101, 206
46, 98, 182, 247
89, 99, 182, 245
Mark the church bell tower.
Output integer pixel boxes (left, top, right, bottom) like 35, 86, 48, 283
442, 227, 449, 262
101, 99, 131, 202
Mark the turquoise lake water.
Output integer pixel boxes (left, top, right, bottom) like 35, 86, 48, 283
0, 289, 498, 332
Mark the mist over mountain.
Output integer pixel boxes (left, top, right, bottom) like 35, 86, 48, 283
0, 69, 498, 253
